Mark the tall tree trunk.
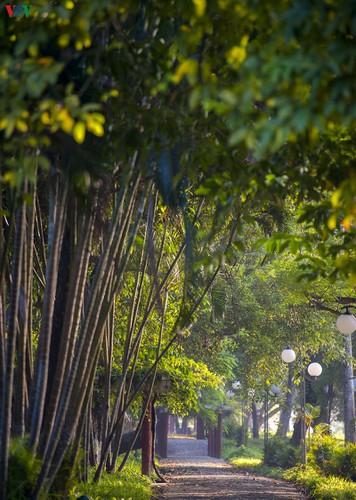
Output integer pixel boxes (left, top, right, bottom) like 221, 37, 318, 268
29, 170, 68, 452
343, 335, 356, 443
0, 192, 26, 499
141, 400, 153, 477
277, 363, 296, 437
0, 187, 6, 423
44, 225, 71, 413
251, 401, 259, 439
40, 195, 96, 455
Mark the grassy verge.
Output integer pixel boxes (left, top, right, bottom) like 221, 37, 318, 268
71, 459, 153, 500
223, 437, 284, 479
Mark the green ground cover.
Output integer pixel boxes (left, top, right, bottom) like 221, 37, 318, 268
72, 459, 152, 500
223, 437, 284, 479
284, 465, 356, 500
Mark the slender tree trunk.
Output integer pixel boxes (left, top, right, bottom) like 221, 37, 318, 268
251, 401, 259, 439
141, 400, 153, 477
40, 196, 96, 454
343, 335, 356, 443
44, 225, 71, 412
277, 363, 296, 437
101, 305, 114, 469
24, 182, 36, 421
0, 192, 26, 500
29, 171, 68, 452
327, 381, 334, 425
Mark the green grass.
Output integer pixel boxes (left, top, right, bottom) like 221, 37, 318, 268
222, 437, 264, 460
223, 437, 285, 479
71, 459, 153, 500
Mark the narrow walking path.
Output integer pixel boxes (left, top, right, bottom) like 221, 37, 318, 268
153, 436, 307, 499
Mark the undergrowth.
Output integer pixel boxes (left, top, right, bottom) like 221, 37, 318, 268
224, 431, 356, 499
284, 465, 356, 500
284, 430, 356, 499
72, 459, 152, 500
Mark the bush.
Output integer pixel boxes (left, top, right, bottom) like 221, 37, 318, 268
7, 437, 41, 500
284, 464, 356, 500
223, 415, 240, 440
235, 424, 248, 447
264, 436, 299, 469
308, 431, 356, 481
315, 475, 356, 500
308, 433, 340, 475
334, 443, 356, 482
222, 415, 248, 447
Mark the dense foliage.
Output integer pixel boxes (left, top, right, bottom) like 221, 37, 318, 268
1, 0, 355, 498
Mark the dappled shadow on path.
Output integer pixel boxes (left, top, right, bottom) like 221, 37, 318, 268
153, 436, 307, 500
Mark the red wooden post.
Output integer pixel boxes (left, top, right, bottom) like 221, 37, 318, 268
156, 411, 169, 458
211, 428, 216, 458
196, 416, 205, 440
141, 400, 152, 477
216, 413, 223, 459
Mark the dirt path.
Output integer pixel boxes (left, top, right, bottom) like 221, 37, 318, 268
153, 436, 307, 499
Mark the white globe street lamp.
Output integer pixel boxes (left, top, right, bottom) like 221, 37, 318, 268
281, 348, 296, 363
307, 362, 323, 378
336, 308, 356, 335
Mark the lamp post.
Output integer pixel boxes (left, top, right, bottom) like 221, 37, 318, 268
281, 347, 322, 465
336, 306, 356, 443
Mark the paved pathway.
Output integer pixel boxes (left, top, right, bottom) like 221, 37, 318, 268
153, 436, 307, 499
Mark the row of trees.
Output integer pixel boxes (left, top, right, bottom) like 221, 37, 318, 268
1, 0, 355, 498
187, 216, 354, 444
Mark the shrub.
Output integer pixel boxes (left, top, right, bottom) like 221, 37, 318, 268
223, 415, 240, 440
284, 464, 320, 494
222, 416, 248, 447
308, 431, 356, 481
314, 475, 356, 500
235, 424, 248, 447
308, 433, 340, 475
7, 437, 41, 500
284, 464, 356, 500
334, 443, 356, 482
264, 436, 299, 469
